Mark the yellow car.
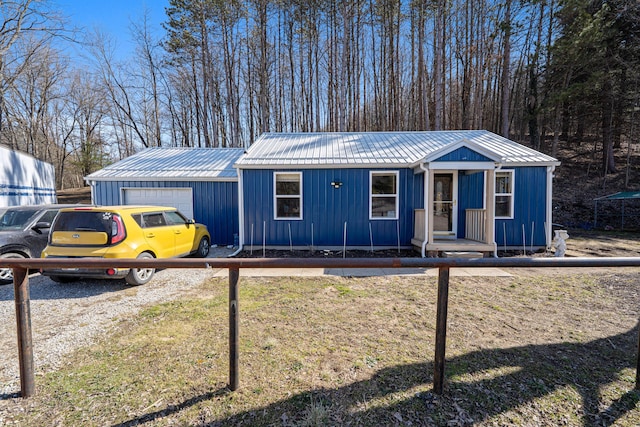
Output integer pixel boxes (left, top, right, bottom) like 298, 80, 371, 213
41, 206, 210, 285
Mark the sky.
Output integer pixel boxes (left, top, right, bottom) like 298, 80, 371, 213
55, 0, 170, 58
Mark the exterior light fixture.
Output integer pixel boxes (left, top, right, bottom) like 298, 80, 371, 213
331, 181, 342, 189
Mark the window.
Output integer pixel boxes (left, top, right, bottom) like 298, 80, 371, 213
274, 172, 302, 219
39, 210, 59, 225
495, 170, 514, 218
165, 210, 188, 225
370, 171, 399, 219
143, 213, 167, 228
0, 210, 38, 230
52, 211, 111, 233
132, 214, 142, 227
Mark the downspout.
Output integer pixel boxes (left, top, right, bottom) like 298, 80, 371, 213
85, 179, 96, 204
229, 168, 244, 257
545, 165, 556, 251
419, 162, 429, 257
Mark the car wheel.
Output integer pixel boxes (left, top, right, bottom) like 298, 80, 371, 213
0, 253, 26, 284
125, 252, 155, 286
195, 236, 210, 257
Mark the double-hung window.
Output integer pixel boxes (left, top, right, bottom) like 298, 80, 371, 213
370, 171, 399, 219
495, 170, 514, 218
274, 172, 302, 219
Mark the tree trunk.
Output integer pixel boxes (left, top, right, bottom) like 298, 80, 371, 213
501, 0, 512, 138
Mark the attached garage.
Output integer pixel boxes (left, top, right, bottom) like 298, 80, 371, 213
85, 148, 243, 246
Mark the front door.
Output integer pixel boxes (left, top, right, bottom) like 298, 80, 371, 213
433, 172, 457, 238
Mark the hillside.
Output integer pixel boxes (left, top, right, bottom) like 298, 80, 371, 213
552, 142, 640, 231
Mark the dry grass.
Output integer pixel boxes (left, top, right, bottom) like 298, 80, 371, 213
2, 270, 639, 426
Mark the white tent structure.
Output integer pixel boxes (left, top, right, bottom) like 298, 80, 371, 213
0, 145, 56, 207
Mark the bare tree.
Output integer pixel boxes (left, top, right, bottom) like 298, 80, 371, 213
131, 8, 165, 148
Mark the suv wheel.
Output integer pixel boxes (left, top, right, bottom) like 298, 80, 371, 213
125, 252, 155, 286
0, 253, 26, 284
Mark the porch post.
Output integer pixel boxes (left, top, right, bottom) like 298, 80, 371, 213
427, 169, 435, 249
546, 166, 556, 250
485, 169, 496, 247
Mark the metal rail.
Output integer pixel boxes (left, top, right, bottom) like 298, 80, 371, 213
2, 256, 639, 398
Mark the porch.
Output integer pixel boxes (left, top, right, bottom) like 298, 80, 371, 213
411, 208, 497, 255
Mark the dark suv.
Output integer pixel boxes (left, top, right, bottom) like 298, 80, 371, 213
0, 204, 86, 283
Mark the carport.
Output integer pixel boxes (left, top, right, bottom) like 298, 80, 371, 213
594, 191, 640, 230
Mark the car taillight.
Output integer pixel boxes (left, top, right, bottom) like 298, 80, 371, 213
111, 214, 126, 244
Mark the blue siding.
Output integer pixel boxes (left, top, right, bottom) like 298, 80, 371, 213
434, 147, 492, 162
495, 167, 548, 248
92, 180, 238, 246
242, 168, 420, 247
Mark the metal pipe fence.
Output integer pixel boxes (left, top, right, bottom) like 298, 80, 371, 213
2, 256, 639, 398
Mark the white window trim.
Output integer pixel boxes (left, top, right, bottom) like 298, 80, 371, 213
369, 170, 399, 220
274, 171, 303, 220
495, 169, 515, 219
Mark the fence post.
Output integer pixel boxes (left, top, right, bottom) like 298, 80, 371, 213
433, 266, 450, 395
229, 268, 240, 391
14, 267, 35, 397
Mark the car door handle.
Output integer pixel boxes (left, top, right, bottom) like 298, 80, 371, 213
146, 233, 155, 238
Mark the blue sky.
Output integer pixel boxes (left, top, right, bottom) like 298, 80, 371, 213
56, 0, 169, 57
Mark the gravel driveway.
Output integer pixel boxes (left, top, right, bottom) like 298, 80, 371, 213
0, 248, 234, 398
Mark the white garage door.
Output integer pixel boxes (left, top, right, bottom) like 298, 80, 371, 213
122, 188, 194, 219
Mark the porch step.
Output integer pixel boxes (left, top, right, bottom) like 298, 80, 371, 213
442, 251, 484, 259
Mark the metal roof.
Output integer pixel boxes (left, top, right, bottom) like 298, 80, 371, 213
236, 131, 559, 168
86, 148, 244, 182
595, 191, 640, 201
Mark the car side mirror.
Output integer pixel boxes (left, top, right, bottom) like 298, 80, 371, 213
187, 219, 195, 224
32, 222, 51, 234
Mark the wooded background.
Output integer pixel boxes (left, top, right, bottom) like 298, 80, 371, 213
0, 0, 638, 188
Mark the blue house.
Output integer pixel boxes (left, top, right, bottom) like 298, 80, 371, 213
235, 131, 560, 255
85, 148, 243, 246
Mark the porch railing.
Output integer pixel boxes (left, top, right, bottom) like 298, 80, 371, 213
465, 208, 486, 242
414, 209, 425, 241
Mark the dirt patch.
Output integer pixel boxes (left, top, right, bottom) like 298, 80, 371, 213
562, 230, 640, 257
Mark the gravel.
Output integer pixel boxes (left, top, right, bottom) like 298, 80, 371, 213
0, 247, 234, 398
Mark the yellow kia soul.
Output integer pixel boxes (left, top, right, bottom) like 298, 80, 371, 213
41, 206, 211, 285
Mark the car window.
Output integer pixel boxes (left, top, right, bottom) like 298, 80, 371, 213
143, 213, 167, 228
53, 211, 111, 233
131, 214, 142, 227
38, 210, 59, 225
164, 211, 188, 225
0, 209, 39, 231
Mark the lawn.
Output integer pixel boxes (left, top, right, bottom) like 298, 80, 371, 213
4, 270, 640, 426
